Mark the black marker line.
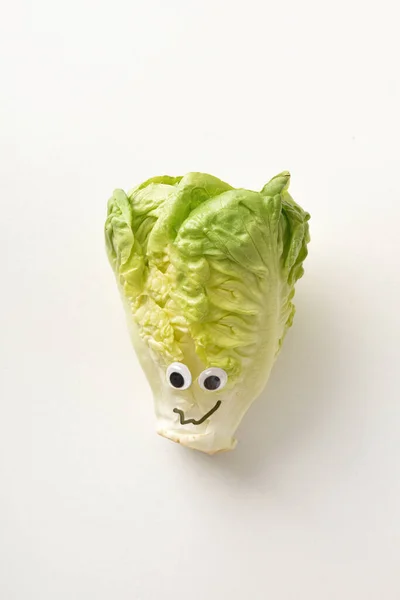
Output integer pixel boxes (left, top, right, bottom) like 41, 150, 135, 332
173, 400, 222, 426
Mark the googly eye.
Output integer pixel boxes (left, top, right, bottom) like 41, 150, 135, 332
166, 362, 192, 390
198, 367, 228, 392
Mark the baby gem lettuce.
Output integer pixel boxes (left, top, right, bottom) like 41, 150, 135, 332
105, 172, 310, 454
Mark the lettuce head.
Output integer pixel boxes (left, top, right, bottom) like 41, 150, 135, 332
105, 171, 310, 454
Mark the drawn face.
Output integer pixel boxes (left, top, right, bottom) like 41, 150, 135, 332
166, 362, 227, 424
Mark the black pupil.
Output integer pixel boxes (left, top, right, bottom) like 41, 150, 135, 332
170, 372, 185, 388
204, 375, 221, 391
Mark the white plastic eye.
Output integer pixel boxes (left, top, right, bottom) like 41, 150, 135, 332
198, 367, 228, 392
166, 362, 192, 390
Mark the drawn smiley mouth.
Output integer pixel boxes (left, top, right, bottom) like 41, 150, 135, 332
173, 400, 222, 426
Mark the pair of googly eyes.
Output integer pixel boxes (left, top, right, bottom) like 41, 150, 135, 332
166, 363, 228, 392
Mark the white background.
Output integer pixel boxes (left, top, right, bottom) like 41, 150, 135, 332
1, 1, 399, 598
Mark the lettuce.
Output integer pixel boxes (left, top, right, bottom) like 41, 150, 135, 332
105, 172, 310, 454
